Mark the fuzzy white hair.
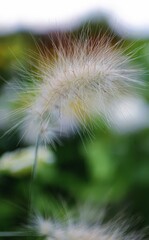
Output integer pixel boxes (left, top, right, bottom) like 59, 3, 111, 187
7, 30, 142, 144
26, 209, 143, 240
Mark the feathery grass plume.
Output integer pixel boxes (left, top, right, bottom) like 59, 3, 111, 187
25, 207, 143, 240
0, 204, 144, 239
5, 29, 142, 146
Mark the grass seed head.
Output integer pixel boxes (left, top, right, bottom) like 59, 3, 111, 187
26, 209, 143, 240
6, 30, 142, 144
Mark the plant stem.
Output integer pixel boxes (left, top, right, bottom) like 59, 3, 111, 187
0, 231, 37, 237
29, 134, 40, 214
32, 134, 40, 180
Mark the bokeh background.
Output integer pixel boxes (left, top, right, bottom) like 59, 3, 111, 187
0, 0, 149, 239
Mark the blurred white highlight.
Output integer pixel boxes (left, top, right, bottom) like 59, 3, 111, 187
0, 147, 55, 174
0, 0, 149, 36
111, 97, 149, 133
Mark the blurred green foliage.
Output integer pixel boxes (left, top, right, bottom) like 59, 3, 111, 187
0, 23, 149, 239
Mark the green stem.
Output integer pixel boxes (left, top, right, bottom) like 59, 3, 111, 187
32, 135, 40, 180
29, 134, 40, 214
0, 232, 30, 237
0, 231, 38, 237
